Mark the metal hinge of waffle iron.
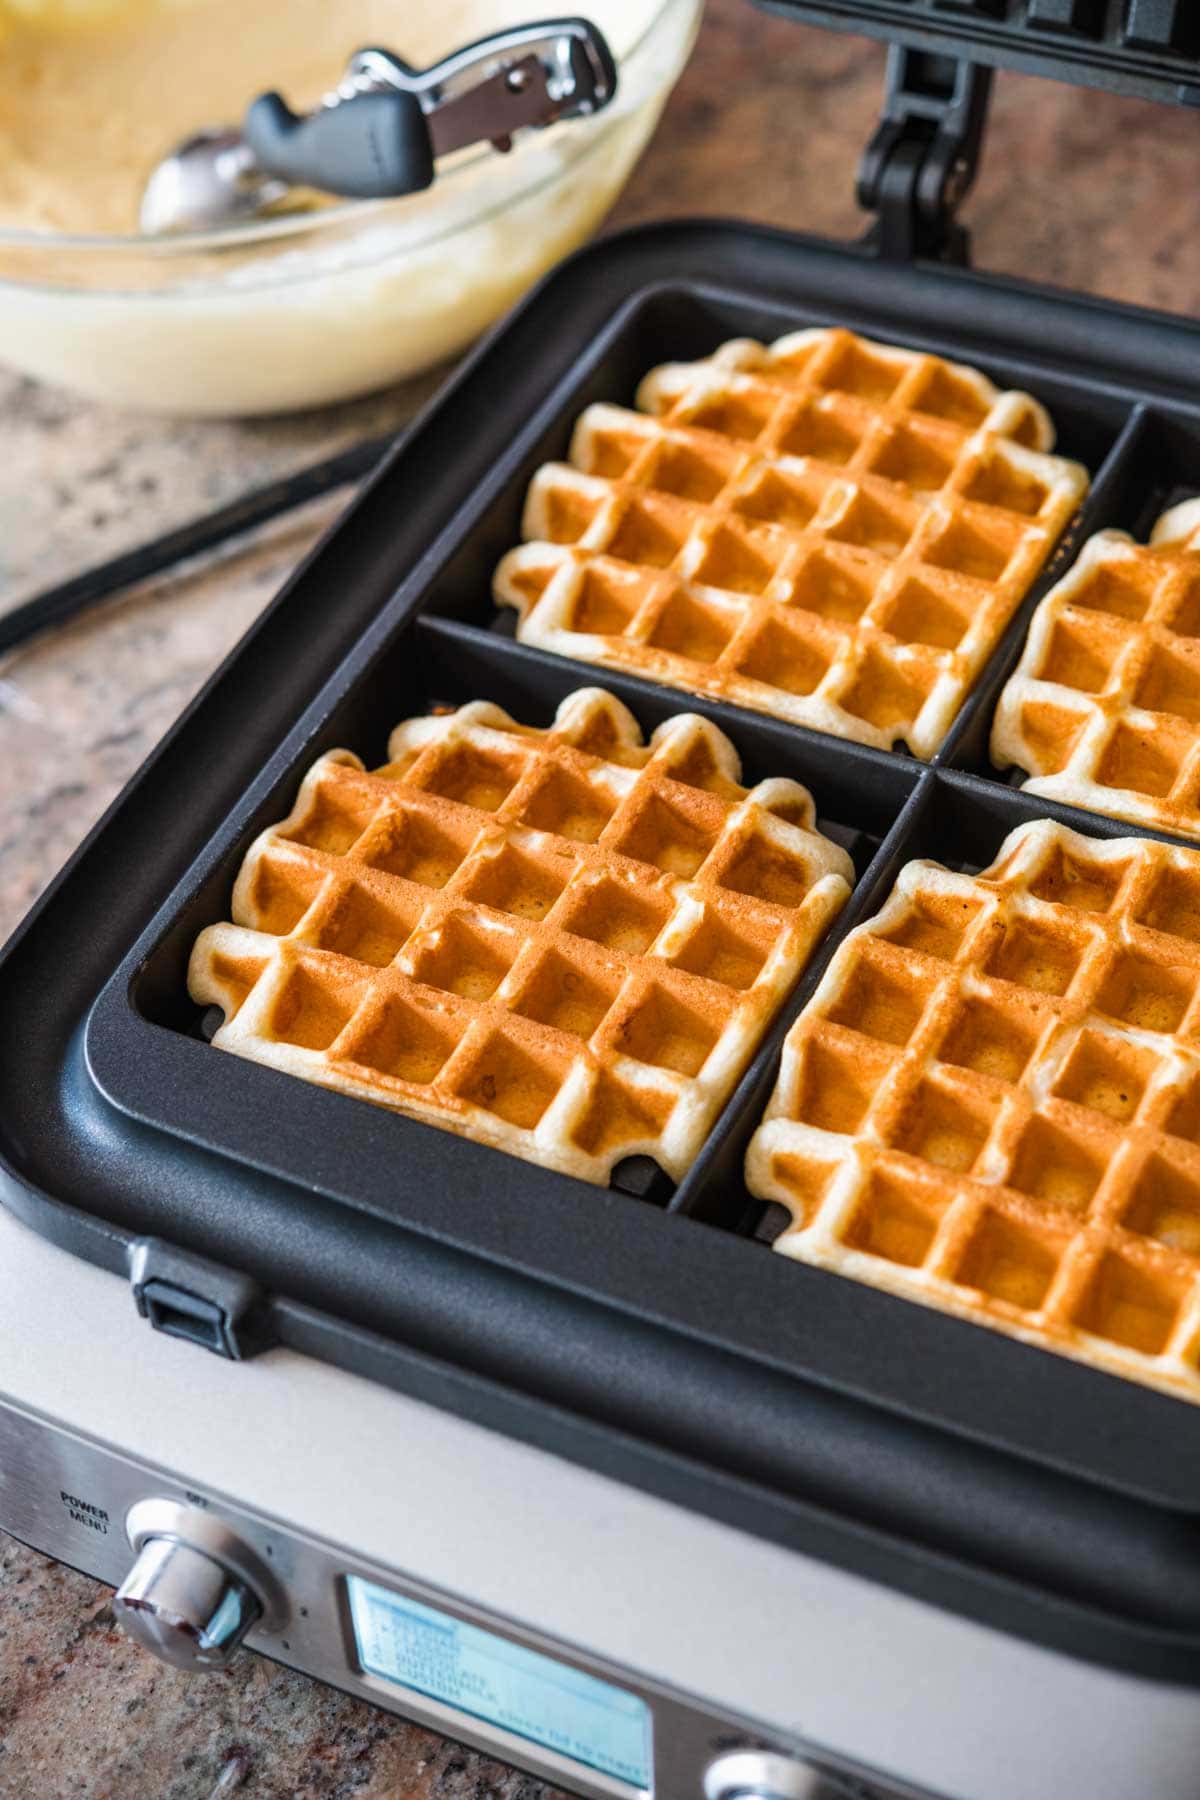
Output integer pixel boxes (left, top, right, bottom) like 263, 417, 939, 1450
857, 44, 993, 266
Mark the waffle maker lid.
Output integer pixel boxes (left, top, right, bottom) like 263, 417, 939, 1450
7, 0, 1200, 1693
753, 0, 1200, 102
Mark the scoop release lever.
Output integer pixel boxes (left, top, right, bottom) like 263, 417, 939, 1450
140, 18, 617, 235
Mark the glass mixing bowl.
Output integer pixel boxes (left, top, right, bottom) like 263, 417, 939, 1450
0, 0, 701, 415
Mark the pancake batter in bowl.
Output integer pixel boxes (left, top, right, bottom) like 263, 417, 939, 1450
0, 0, 652, 235
0, 0, 697, 412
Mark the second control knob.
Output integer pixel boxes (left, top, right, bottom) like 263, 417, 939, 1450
704, 1749, 840, 1800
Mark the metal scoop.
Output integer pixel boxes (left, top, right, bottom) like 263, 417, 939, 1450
140, 16, 617, 236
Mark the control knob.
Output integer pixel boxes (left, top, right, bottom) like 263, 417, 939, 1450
704, 1749, 845, 1800
114, 1536, 262, 1671
113, 1497, 279, 1673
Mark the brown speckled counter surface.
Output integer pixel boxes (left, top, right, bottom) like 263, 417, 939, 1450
2, 4, 1200, 1794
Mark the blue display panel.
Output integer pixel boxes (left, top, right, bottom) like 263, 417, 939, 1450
346, 1576, 652, 1790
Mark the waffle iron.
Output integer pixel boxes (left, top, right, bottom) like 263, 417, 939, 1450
6, 6, 1200, 1797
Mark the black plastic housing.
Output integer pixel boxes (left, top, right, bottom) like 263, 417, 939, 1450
9, 223, 1200, 1684
752, 0, 1200, 103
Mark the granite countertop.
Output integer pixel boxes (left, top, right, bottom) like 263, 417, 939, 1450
3, 5, 1200, 1795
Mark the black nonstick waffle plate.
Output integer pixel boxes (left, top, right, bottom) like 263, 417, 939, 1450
9, 223, 1200, 1682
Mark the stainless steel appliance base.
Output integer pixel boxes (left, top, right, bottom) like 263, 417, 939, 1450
1, 1205, 1195, 1800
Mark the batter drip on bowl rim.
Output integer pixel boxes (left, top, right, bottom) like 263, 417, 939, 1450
190, 688, 853, 1185
495, 327, 1089, 757
993, 497, 1200, 839
746, 818, 1200, 1403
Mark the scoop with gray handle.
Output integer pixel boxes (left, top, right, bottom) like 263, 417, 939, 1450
140, 18, 617, 236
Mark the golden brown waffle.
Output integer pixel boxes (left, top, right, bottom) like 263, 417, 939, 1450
745, 818, 1200, 1402
993, 498, 1200, 840
494, 328, 1088, 758
190, 689, 853, 1185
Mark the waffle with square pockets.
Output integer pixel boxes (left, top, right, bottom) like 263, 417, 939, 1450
993, 497, 1200, 839
494, 328, 1088, 758
746, 818, 1200, 1402
190, 688, 853, 1185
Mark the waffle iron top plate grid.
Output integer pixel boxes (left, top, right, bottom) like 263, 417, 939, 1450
13, 198, 1200, 1688
751, 0, 1200, 102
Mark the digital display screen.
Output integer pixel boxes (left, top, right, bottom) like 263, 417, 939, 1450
346, 1576, 652, 1791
